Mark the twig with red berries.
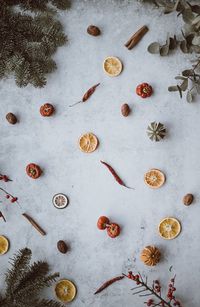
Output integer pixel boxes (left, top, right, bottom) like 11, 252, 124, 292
0, 187, 18, 204
124, 272, 182, 307
0, 174, 12, 182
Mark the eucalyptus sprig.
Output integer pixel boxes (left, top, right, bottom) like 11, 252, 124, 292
145, 0, 200, 102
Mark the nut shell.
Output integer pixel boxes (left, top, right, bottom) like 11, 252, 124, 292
57, 240, 68, 254
6, 113, 17, 124
140, 245, 161, 266
183, 193, 193, 206
87, 25, 101, 36
121, 104, 130, 117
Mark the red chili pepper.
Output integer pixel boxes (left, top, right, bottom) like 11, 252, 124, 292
69, 83, 100, 107
100, 161, 133, 189
94, 276, 124, 294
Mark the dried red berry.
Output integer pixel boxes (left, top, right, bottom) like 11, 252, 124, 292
107, 223, 121, 238
11, 197, 18, 203
40, 103, 55, 117
97, 216, 110, 230
6, 195, 10, 199
136, 83, 153, 98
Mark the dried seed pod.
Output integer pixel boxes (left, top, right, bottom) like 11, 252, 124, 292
183, 193, 193, 206
6, 112, 17, 124
121, 103, 130, 117
147, 121, 166, 142
140, 245, 161, 266
57, 240, 68, 254
87, 25, 101, 36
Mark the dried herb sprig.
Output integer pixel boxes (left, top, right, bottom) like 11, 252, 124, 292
69, 83, 100, 107
145, 0, 200, 102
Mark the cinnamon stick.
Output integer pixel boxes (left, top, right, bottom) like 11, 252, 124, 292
22, 213, 46, 236
125, 25, 148, 50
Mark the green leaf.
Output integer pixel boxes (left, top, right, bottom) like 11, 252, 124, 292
180, 40, 188, 53
180, 79, 188, 91
160, 43, 169, 56
147, 42, 160, 54
186, 90, 193, 102
168, 85, 178, 92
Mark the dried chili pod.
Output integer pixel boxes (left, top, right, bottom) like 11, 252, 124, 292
94, 276, 124, 294
69, 83, 100, 107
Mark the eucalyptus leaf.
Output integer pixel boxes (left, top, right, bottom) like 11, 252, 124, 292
168, 85, 178, 92
180, 40, 188, 53
147, 42, 160, 54
177, 85, 182, 98
182, 8, 195, 24
192, 15, 200, 25
180, 79, 188, 91
186, 90, 193, 102
175, 76, 187, 80
182, 69, 193, 77
160, 44, 169, 56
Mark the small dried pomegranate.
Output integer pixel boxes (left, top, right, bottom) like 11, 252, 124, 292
26, 163, 42, 179
97, 216, 110, 230
107, 223, 121, 238
136, 83, 153, 98
40, 103, 55, 117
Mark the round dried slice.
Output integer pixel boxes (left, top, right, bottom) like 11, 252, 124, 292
53, 193, 69, 209
144, 169, 165, 189
158, 217, 181, 240
103, 56, 123, 77
79, 133, 98, 153
55, 279, 76, 303
0, 235, 9, 255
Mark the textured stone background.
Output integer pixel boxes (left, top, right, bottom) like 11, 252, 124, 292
0, 1, 199, 306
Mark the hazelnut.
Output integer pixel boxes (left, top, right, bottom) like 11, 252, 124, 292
6, 112, 17, 124
183, 193, 194, 206
57, 240, 68, 254
121, 103, 130, 117
87, 25, 101, 36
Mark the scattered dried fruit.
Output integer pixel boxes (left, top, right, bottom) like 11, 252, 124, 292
103, 56, 123, 77
107, 223, 121, 238
183, 193, 193, 206
26, 163, 42, 179
40, 103, 55, 117
55, 279, 76, 303
79, 132, 98, 153
57, 240, 68, 254
136, 83, 153, 98
140, 246, 161, 266
6, 112, 17, 124
144, 169, 165, 189
52, 193, 69, 209
158, 217, 181, 240
121, 103, 130, 117
0, 235, 9, 255
87, 25, 101, 36
97, 216, 110, 230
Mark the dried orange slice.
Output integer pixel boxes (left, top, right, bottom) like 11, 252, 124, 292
103, 56, 123, 77
55, 279, 76, 303
0, 235, 9, 255
158, 217, 181, 240
144, 169, 165, 189
79, 133, 98, 153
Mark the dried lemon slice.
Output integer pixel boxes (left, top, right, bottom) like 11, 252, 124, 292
0, 235, 9, 255
144, 169, 165, 189
103, 56, 123, 77
55, 279, 76, 303
79, 133, 98, 153
158, 217, 181, 240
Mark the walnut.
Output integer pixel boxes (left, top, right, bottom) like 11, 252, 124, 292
6, 112, 17, 124
183, 193, 194, 206
121, 103, 131, 117
87, 25, 101, 36
140, 246, 161, 266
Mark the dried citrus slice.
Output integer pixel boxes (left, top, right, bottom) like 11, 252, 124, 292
158, 217, 181, 240
55, 279, 76, 303
144, 169, 165, 189
0, 235, 9, 255
52, 193, 69, 209
79, 133, 98, 153
103, 56, 123, 77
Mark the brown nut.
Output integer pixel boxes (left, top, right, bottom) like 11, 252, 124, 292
183, 193, 194, 206
6, 113, 17, 124
57, 240, 68, 254
121, 103, 130, 117
87, 25, 101, 36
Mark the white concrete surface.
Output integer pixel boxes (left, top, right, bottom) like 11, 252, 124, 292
0, 1, 199, 306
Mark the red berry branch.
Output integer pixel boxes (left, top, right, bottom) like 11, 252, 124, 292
123, 272, 182, 307
0, 173, 19, 222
